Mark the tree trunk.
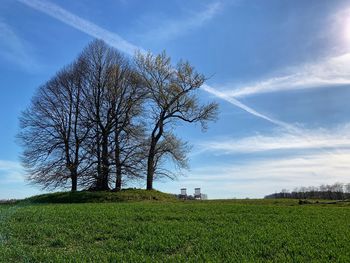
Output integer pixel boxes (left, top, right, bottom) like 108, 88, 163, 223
115, 136, 122, 191
146, 164, 153, 190
100, 134, 110, 190
115, 166, 122, 191
71, 169, 78, 192
96, 126, 102, 190
146, 140, 156, 190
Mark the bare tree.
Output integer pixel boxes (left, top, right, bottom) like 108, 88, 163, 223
18, 40, 146, 192
135, 51, 219, 190
19, 40, 219, 192
78, 41, 123, 190
78, 40, 145, 190
107, 60, 146, 191
18, 61, 90, 191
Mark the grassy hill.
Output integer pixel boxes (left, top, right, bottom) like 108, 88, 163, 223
23, 189, 177, 204
1, 197, 350, 262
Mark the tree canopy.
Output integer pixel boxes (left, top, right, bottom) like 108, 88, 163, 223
18, 40, 218, 191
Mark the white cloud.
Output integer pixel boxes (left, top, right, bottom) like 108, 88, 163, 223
187, 123, 350, 198
218, 52, 350, 98
17, 0, 146, 56
210, 6, 350, 98
0, 160, 25, 184
198, 123, 350, 154
0, 160, 21, 170
139, 1, 224, 42
0, 21, 39, 71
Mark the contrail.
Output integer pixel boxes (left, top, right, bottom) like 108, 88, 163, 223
18, 0, 290, 130
202, 84, 300, 133
17, 0, 146, 56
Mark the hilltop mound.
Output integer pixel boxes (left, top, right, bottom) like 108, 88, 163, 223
23, 189, 177, 204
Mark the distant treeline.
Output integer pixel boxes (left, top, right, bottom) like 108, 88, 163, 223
265, 183, 350, 200
0, 199, 17, 204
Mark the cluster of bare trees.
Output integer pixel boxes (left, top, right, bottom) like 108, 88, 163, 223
265, 183, 350, 200
18, 40, 218, 192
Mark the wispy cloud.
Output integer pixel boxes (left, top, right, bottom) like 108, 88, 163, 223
198, 123, 350, 154
0, 21, 39, 71
211, 6, 350, 99
217, 52, 350, 98
0, 160, 45, 199
17, 0, 145, 56
191, 152, 350, 184
177, 119, 350, 199
139, 1, 224, 42
0, 160, 24, 184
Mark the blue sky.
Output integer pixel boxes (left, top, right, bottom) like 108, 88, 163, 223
1, 0, 350, 199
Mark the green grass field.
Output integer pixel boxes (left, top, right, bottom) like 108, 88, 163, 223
0, 193, 349, 262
